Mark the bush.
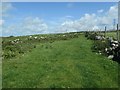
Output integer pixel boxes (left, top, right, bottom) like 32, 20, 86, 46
91, 39, 110, 54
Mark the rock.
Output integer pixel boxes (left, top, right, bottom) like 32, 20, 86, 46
108, 55, 114, 59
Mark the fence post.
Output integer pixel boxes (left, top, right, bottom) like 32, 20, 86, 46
117, 24, 119, 41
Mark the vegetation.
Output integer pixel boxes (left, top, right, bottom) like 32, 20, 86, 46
106, 31, 120, 39
2, 33, 79, 59
2, 32, 119, 88
85, 31, 120, 63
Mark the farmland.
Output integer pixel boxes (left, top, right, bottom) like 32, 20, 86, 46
2, 32, 119, 88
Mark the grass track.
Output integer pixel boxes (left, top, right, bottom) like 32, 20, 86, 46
2, 35, 118, 88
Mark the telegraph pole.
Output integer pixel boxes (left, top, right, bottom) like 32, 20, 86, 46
113, 19, 116, 30
104, 26, 107, 38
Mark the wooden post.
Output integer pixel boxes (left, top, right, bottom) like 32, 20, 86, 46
117, 24, 119, 41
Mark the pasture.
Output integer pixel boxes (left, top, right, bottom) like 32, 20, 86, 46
2, 33, 119, 88
106, 31, 120, 39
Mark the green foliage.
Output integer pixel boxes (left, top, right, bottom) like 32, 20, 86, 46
85, 32, 98, 40
91, 40, 109, 53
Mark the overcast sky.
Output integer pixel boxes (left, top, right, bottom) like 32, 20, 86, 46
0, 2, 118, 36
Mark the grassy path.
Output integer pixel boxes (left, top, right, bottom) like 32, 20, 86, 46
2, 35, 118, 88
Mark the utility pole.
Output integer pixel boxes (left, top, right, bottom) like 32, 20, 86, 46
104, 26, 107, 38
113, 19, 116, 30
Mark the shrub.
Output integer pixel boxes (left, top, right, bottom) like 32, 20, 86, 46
85, 32, 89, 37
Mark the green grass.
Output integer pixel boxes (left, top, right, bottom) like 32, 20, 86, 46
2, 34, 118, 88
106, 31, 120, 39
106, 32, 117, 39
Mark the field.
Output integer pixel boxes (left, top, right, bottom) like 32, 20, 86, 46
2, 33, 119, 88
106, 31, 120, 39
